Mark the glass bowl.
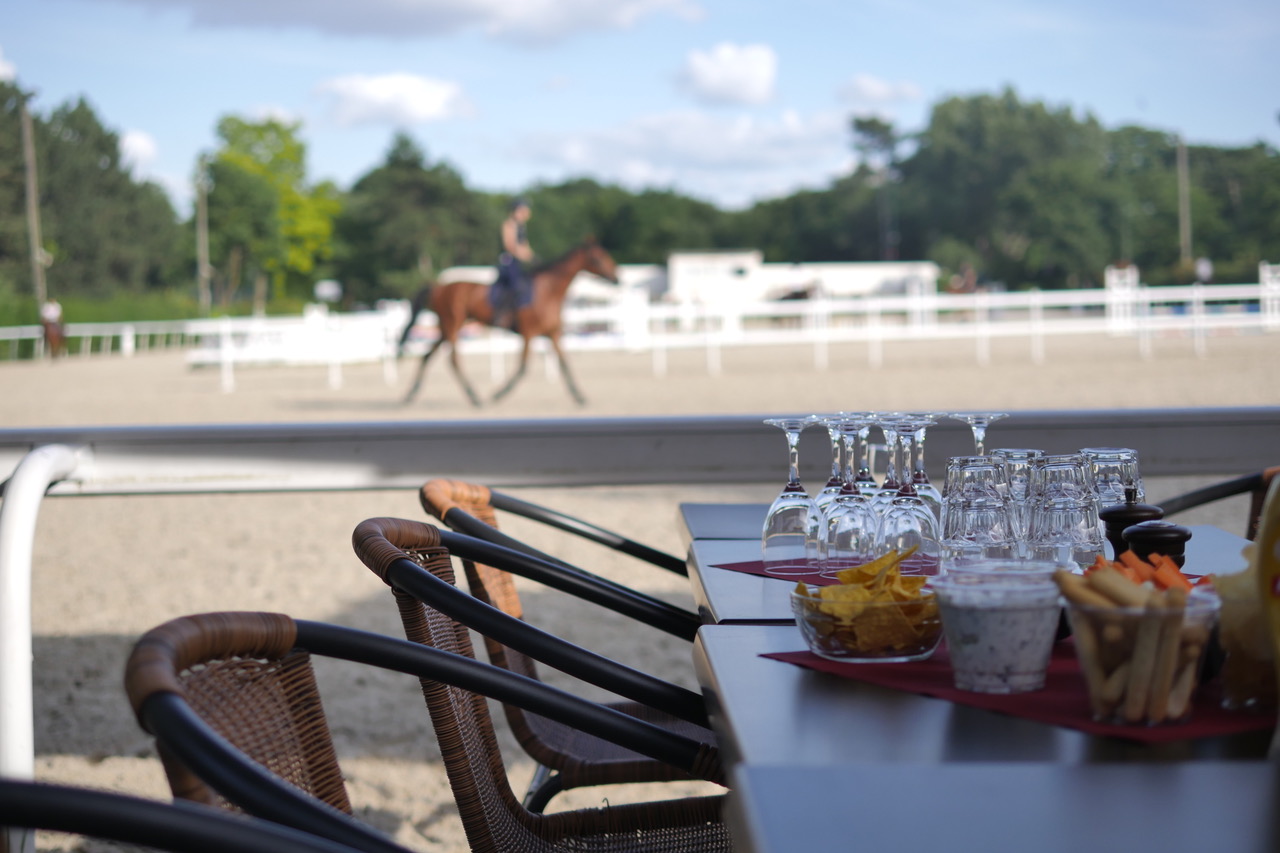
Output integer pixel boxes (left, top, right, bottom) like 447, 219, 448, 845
790, 585, 942, 663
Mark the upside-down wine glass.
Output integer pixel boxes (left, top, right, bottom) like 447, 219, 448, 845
849, 413, 880, 497
902, 412, 943, 520
949, 412, 1009, 456
875, 419, 943, 575
870, 414, 905, 517
821, 416, 880, 577
761, 417, 824, 575
814, 414, 850, 516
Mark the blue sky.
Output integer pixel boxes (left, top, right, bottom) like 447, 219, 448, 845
4, 0, 1277, 217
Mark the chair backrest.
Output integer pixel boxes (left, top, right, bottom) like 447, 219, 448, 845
0, 779, 361, 853
125, 611, 352, 816
420, 479, 526, 620
350, 516, 548, 852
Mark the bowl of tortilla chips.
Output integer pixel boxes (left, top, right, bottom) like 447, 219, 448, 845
791, 548, 943, 663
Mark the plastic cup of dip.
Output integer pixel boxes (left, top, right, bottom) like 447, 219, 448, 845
932, 573, 1062, 694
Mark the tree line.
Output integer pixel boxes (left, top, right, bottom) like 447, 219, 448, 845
1, 78, 1276, 324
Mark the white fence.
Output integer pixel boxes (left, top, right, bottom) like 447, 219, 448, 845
2, 279, 1277, 390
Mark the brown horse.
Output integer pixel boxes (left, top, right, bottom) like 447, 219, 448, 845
41, 321, 66, 358
398, 238, 620, 406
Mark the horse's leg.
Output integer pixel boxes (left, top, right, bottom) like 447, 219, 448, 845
446, 342, 483, 407
548, 335, 587, 406
403, 338, 445, 404
491, 336, 533, 403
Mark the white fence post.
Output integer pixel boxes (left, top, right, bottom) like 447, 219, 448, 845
0, 444, 86, 853
219, 317, 236, 393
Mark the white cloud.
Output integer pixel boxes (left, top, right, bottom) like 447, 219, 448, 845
120, 130, 158, 173
98, 0, 703, 43
680, 43, 777, 106
523, 108, 849, 208
839, 73, 922, 107
315, 73, 469, 127
0, 48, 15, 81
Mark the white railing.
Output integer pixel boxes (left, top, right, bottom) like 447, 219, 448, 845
1, 279, 1277, 388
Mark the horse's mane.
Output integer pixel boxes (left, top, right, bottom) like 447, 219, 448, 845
529, 239, 596, 277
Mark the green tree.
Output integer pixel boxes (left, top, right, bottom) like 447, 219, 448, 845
332, 133, 489, 305
211, 115, 340, 302
0, 87, 181, 302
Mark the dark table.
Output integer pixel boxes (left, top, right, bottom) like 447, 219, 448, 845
681, 503, 1277, 853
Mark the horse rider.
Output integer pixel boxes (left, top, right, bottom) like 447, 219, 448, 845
492, 197, 535, 329
40, 297, 65, 357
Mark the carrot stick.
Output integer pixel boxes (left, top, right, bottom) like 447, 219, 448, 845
1151, 553, 1193, 592
1118, 550, 1157, 583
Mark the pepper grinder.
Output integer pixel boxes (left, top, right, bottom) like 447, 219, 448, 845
1123, 519, 1193, 568
1098, 483, 1163, 559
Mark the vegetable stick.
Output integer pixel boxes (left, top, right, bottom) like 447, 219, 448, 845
1070, 615, 1113, 718
1151, 553, 1194, 592
1119, 550, 1157, 583
1054, 570, 1114, 609
1123, 589, 1165, 723
1145, 587, 1188, 722
1087, 567, 1153, 608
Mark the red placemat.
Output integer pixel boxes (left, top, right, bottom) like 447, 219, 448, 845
711, 557, 943, 587
710, 560, 836, 586
763, 643, 1277, 744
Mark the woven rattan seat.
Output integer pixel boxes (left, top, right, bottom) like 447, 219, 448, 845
127, 609, 729, 853
352, 517, 731, 851
419, 480, 712, 811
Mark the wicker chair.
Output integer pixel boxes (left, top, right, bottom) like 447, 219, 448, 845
418, 482, 711, 810
1157, 466, 1279, 540
126, 610, 728, 853
0, 779, 360, 853
352, 517, 730, 850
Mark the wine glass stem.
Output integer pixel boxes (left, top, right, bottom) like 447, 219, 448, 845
882, 428, 898, 488
785, 428, 802, 486
913, 427, 929, 483
856, 426, 872, 481
827, 427, 842, 484
897, 432, 917, 496
972, 423, 987, 455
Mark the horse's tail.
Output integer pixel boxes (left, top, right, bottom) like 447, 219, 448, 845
396, 284, 434, 356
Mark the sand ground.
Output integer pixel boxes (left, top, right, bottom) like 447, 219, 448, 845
3, 328, 1277, 851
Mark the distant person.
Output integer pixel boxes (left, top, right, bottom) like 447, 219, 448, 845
491, 197, 535, 329
40, 297, 65, 358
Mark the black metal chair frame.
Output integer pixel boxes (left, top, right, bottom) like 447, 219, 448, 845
487, 488, 688, 576
435, 503, 701, 642
382, 527, 709, 726
130, 616, 714, 852
0, 779, 361, 853
1157, 467, 1278, 540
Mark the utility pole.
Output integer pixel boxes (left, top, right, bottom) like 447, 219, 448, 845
1176, 136, 1192, 263
20, 101, 47, 305
195, 156, 212, 315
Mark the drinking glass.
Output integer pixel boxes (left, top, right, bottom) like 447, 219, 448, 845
870, 414, 905, 517
1080, 447, 1144, 509
1025, 495, 1105, 569
761, 417, 825, 575
949, 412, 1009, 455
821, 418, 880, 576
875, 417, 943, 574
941, 496, 1019, 566
898, 413, 942, 520
876, 495, 944, 575
991, 448, 1045, 545
847, 413, 881, 497
813, 414, 850, 516
941, 455, 1009, 523
1027, 453, 1094, 503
